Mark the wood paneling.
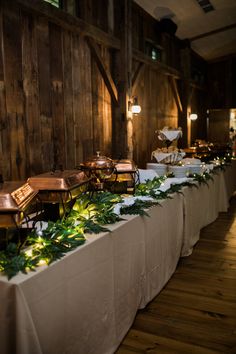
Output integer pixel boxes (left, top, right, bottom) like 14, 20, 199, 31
208, 109, 230, 144
50, 23, 65, 168
133, 66, 178, 167
0, 1, 9, 179
36, 17, 53, 172
2, 2, 26, 180
0, 0, 112, 180
116, 196, 236, 353
0, 0, 208, 179
208, 56, 236, 109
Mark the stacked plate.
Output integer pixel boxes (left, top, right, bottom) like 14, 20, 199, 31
186, 164, 202, 175
146, 163, 167, 176
168, 165, 188, 178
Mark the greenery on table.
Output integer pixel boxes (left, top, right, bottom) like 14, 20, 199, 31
120, 199, 160, 216
192, 172, 213, 186
0, 160, 229, 279
135, 176, 165, 196
0, 220, 86, 279
0, 192, 123, 279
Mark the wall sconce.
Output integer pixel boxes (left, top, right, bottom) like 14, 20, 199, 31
129, 96, 141, 115
189, 113, 198, 121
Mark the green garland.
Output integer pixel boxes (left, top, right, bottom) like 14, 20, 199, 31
0, 160, 229, 279
0, 192, 122, 279
120, 199, 160, 216
0, 220, 86, 279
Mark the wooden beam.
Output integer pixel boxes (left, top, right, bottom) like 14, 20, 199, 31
189, 23, 236, 42
17, 0, 120, 49
168, 76, 183, 113
86, 36, 118, 104
132, 62, 145, 93
190, 81, 206, 91
188, 86, 194, 106
112, 0, 132, 159
133, 48, 180, 79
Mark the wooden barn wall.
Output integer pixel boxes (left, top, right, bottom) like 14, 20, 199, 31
132, 66, 178, 168
207, 56, 236, 109
0, 1, 112, 181
0, 0, 208, 178
189, 89, 207, 146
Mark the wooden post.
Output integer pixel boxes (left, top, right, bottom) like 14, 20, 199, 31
112, 0, 132, 160
179, 47, 191, 148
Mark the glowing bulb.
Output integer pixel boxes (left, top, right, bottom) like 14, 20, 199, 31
131, 104, 141, 114
130, 97, 141, 115
190, 113, 198, 121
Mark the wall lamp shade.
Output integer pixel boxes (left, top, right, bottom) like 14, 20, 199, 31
190, 113, 198, 121
130, 97, 141, 115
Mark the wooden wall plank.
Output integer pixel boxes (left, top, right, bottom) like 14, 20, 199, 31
72, 33, 83, 165
0, 2, 10, 180
50, 23, 65, 169
36, 17, 53, 172
22, 11, 41, 176
62, 30, 75, 169
78, 36, 93, 160
2, 2, 26, 180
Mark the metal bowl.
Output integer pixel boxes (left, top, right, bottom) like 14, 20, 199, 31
80, 151, 115, 181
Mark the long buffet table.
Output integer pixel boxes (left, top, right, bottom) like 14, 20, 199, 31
0, 163, 236, 354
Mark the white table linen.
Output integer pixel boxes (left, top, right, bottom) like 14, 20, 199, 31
223, 160, 236, 199
0, 166, 235, 354
0, 195, 184, 354
142, 193, 184, 304
181, 170, 229, 257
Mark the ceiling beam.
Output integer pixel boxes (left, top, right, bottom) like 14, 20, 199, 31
189, 22, 236, 42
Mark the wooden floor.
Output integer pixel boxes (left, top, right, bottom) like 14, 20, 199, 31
116, 195, 236, 354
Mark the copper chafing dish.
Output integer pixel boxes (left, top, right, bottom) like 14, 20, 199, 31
105, 159, 139, 194
28, 169, 91, 219
79, 151, 116, 190
0, 181, 37, 228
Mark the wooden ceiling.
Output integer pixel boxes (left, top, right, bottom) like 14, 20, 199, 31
134, 0, 236, 61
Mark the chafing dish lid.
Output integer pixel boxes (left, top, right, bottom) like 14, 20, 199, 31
81, 151, 115, 170
114, 159, 137, 173
28, 170, 90, 191
0, 181, 37, 212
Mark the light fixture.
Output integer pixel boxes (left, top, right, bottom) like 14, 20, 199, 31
129, 96, 141, 115
189, 113, 198, 121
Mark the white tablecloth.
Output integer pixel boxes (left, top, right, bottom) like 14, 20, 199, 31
0, 166, 235, 354
0, 193, 184, 354
181, 168, 233, 257
223, 160, 236, 199
142, 194, 184, 304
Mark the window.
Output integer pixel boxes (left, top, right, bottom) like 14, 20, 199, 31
145, 40, 162, 62
43, 0, 61, 8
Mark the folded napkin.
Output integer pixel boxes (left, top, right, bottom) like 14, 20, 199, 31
158, 129, 182, 142
151, 150, 185, 163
